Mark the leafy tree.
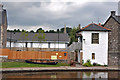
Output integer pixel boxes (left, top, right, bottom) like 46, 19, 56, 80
66, 27, 72, 35
49, 30, 55, 33
36, 28, 44, 33
21, 30, 29, 51
37, 30, 46, 51
33, 34, 38, 41
16, 29, 21, 32
22, 29, 25, 32
13, 29, 20, 32
7, 29, 12, 32
45, 31, 49, 33
21, 31, 28, 40
60, 27, 72, 35
69, 27, 78, 45
13, 29, 17, 32
30, 30, 34, 33
57, 29, 59, 33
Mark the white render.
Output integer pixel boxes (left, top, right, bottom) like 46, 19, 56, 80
78, 31, 108, 65
6, 41, 67, 49
6, 42, 25, 48
50, 43, 66, 48
32, 43, 48, 48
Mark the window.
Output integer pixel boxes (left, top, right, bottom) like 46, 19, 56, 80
92, 53, 95, 59
92, 33, 99, 44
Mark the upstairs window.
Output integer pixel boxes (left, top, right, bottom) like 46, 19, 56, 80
92, 33, 99, 44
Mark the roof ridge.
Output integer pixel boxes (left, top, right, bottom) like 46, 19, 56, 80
116, 15, 120, 17
80, 23, 111, 31
81, 23, 93, 30
95, 24, 111, 30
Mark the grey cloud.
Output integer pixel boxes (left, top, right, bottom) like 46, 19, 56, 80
2, 2, 118, 30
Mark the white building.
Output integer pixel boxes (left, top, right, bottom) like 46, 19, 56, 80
77, 23, 110, 65
6, 32, 69, 51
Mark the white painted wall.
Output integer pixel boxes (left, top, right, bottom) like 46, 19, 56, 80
6, 42, 67, 48
50, 43, 66, 48
32, 43, 48, 48
6, 42, 25, 48
79, 31, 108, 65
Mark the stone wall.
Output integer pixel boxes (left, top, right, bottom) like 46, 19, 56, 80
104, 16, 120, 66
108, 53, 119, 66
104, 17, 119, 52
66, 42, 81, 52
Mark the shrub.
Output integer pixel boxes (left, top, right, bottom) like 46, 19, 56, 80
83, 59, 92, 67
104, 65, 108, 67
93, 62, 101, 66
87, 59, 91, 63
96, 64, 101, 66
103, 63, 108, 67
93, 62, 97, 66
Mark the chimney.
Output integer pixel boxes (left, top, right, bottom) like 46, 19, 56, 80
78, 24, 81, 30
99, 23, 101, 25
111, 11, 116, 16
64, 24, 66, 34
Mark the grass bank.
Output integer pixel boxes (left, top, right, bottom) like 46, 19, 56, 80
1, 62, 70, 68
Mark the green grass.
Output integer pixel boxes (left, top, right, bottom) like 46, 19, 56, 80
1, 62, 70, 68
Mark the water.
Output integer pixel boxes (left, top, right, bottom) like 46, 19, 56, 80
2, 71, 120, 79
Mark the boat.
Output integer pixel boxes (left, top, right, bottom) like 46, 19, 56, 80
25, 59, 58, 65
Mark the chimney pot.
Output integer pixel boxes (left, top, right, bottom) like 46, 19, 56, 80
99, 23, 101, 25
111, 11, 116, 16
78, 24, 81, 30
64, 24, 66, 34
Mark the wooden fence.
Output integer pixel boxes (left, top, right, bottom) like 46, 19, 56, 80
0, 48, 11, 56
0, 49, 68, 60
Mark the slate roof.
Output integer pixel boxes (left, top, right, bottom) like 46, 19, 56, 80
113, 16, 120, 23
77, 23, 111, 32
109, 15, 120, 25
104, 15, 120, 26
7, 32, 69, 42
103, 11, 120, 26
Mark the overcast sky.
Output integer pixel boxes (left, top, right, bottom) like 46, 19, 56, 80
2, 1, 118, 31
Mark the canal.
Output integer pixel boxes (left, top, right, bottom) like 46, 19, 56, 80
2, 71, 120, 79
